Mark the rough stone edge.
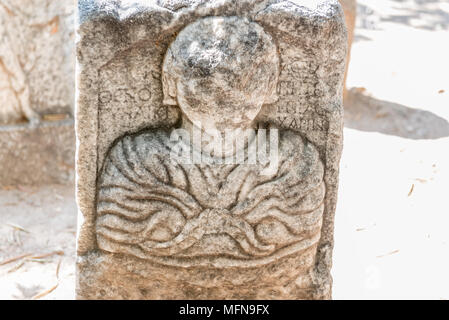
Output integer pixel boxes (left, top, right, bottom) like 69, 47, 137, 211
77, 0, 343, 25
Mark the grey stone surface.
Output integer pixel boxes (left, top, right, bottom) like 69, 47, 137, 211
0, 0, 74, 124
0, 120, 75, 187
76, 0, 346, 300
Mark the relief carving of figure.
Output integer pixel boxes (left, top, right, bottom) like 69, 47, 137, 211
96, 17, 325, 269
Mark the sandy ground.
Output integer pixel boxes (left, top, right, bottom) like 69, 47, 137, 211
0, 0, 448, 300
333, 0, 449, 300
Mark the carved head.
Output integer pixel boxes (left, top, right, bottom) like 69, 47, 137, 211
163, 16, 279, 132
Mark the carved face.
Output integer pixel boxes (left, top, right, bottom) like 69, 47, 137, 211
163, 16, 279, 132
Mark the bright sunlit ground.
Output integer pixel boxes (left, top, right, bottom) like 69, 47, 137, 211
0, 0, 448, 300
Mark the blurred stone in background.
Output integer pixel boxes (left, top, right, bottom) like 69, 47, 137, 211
339, 0, 356, 103
0, 0, 75, 187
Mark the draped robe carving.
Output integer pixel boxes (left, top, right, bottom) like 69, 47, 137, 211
96, 129, 325, 268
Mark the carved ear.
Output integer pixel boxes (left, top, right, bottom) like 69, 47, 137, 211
264, 72, 279, 105
162, 73, 178, 105
162, 50, 178, 106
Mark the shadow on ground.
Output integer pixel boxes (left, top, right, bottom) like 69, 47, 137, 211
344, 88, 449, 140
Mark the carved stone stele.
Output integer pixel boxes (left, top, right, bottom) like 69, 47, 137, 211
76, 0, 347, 300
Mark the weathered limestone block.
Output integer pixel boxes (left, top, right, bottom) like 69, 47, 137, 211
76, 0, 346, 300
0, 0, 74, 124
339, 0, 356, 102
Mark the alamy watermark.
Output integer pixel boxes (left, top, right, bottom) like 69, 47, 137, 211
169, 125, 279, 176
